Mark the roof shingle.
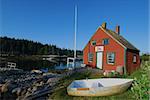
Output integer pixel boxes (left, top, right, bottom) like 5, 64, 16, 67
104, 28, 139, 51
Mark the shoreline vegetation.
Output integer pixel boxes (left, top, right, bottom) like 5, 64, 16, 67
0, 36, 82, 56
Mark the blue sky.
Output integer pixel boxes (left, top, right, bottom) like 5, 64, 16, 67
0, 0, 149, 53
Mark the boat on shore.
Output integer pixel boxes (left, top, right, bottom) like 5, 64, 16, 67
67, 78, 133, 96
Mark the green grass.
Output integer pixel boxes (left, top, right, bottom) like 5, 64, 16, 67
49, 61, 150, 100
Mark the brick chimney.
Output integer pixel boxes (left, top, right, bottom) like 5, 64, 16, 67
101, 22, 107, 29
116, 25, 120, 34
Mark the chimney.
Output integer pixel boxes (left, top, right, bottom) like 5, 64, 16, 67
101, 22, 107, 29
116, 25, 120, 34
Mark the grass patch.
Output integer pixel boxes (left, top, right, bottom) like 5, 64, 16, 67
49, 61, 150, 100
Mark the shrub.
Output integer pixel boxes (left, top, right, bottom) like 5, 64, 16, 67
131, 61, 150, 100
103, 71, 123, 78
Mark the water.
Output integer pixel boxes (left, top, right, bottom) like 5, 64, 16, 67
55, 61, 83, 70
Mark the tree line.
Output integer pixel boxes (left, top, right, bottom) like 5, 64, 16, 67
0, 36, 82, 56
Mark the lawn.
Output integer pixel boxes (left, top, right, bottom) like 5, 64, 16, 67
49, 61, 150, 100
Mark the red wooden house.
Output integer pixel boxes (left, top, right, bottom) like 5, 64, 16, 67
83, 22, 140, 74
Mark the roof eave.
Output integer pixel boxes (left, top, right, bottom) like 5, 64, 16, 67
100, 27, 127, 49
82, 26, 101, 51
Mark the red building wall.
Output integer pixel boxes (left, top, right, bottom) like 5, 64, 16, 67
83, 28, 125, 71
126, 51, 140, 74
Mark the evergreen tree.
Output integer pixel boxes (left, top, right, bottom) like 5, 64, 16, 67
0, 36, 83, 56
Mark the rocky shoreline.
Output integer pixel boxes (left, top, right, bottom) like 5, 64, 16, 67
0, 67, 100, 100
0, 69, 61, 100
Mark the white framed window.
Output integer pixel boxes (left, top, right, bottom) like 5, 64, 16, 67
88, 53, 93, 62
107, 52, 115, 64
102, 38, 109, 45
91, 40, 96, 46
133, 55, 137, 63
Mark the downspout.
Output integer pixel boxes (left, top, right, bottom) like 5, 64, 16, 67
124, 48, 127, 75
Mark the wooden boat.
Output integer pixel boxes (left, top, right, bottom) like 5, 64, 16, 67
67, 78, 133, 96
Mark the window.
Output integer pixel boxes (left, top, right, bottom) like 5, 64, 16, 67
103, 39, 109, 45
88, 53, 93, 62
133, 55, 137, 63
91, 40, 96, 46
107, 52, 115, 64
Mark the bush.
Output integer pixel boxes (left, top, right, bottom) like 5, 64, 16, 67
131, 61, 150, 100
103, 71, 123, 78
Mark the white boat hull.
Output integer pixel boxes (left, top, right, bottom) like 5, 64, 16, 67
67, 78, 133, 96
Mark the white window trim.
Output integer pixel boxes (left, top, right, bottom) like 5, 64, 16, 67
91, 40, 96, 46
103, 38, 109, 45
133, 55, 137, 63
88, 53, 93, 62
107, 52, 115, 65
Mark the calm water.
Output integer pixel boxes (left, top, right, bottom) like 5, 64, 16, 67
55, 61, 83, 70
2, 56, 83, 71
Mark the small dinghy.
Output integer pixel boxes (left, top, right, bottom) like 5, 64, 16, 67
67, 78, 133, 96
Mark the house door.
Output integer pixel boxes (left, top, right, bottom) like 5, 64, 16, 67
96, 52, 103, 69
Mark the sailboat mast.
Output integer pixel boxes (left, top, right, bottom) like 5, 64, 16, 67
74, 5, 77, 59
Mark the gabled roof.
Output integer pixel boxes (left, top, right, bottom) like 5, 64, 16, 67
83, 26, 139, 52
103, 28, 139, 51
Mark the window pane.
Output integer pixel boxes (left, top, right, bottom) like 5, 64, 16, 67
133, 55, 136, 63
107, 52, 115, 64
91, 40, 96, 46
88, 53, 93, 62
103, 39, 109, 45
